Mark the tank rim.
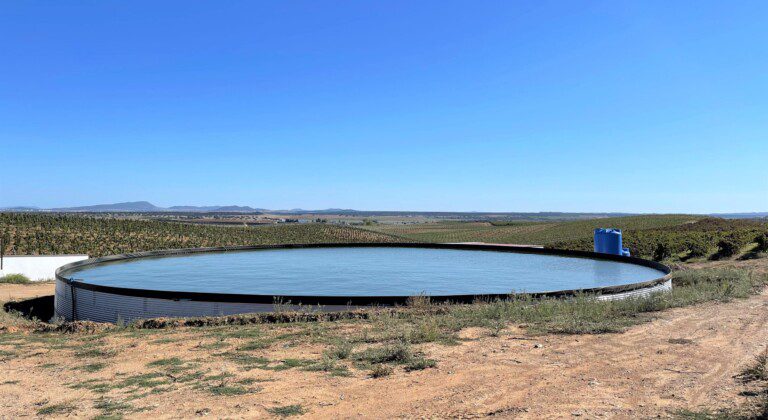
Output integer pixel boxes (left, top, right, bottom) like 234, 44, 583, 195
56, 243, 672, 306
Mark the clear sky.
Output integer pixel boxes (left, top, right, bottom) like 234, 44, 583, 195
1, 1, 766, 213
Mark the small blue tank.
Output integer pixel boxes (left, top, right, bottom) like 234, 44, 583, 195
594, 228, 631, 256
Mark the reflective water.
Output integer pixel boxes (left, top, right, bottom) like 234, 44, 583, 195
63, 247, 665, 296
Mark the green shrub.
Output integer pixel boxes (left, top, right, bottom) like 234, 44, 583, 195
369, 364, 393, 378
354, 341, 412, 364
755, 232, 768, 253
737, 350, 768, 383
716, 234, 748, 258
652, 242, 673, 261
0, 274, 31, 284
325, 340, 353, 360
684, 238, 710, 258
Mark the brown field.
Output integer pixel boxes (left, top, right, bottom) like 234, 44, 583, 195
2, 256, 767, 418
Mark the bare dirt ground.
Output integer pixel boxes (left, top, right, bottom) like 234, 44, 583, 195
1, 260, 767, 419
0, 281, 54, 302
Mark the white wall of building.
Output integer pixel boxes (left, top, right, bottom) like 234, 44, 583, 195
0, 255, 89, 281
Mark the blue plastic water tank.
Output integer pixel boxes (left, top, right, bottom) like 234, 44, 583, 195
594, 228, 631, 256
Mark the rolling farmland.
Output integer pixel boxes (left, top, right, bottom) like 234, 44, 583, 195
0, 213, 406, 257
362, 215, 768, 261
2, 213, 766, 262
360, 215, 705, 245
551, 217, 768, 260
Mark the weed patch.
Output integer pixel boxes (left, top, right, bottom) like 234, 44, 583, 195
208, 384, 251, 396
149, 336, 181, 344
79, 362, 108, 372
121, 372, 169, 389
37, 401, 77, 416
194, 373, 260, 396
146, 357, 185, 368
172, 370, 206, 383
405, 357, 437, 371
194, 340, 229, 351
326, 340, 354, 359
369, 364, 393, 378
215, 351, 270, 369
737, 350, 768, 383
75, 346, 118, 358
354, 341, 413, 365
267, 404, 305, 417
0, 349, 17, 360
69, 379, 116, 394
205, 372, 235, 381
302, 356, 352, 377
237, 339, 274, 351
93, 398, 134, 417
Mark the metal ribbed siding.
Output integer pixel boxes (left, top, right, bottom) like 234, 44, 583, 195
55, 278, 351, 323
55, 277, 674, 323
54, 279, 74, 321
596, 279, 672, 301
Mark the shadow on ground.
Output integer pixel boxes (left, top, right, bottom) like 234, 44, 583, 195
4, 295, 55, 322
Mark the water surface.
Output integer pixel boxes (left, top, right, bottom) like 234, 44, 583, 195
63, 247, 665, 296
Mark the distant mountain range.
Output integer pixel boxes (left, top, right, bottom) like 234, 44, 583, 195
709, 212, 768, 219
166, 205, 269, 213
1, 201, 265, 213
0, 201, 766, 219
0, 206, 41, 211
0, 201, 358, 214
51, 201, 165, 212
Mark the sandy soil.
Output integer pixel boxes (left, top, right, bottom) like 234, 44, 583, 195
0, 281, 54, 302
1, 266, 767, 419
311, 289, 768, 419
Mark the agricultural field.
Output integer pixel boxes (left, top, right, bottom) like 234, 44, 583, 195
4, 213, 766, 264
362, 215, 768, 262
360, 214, 705, 245
0, 213, 406, 257
551, 217, 768, 261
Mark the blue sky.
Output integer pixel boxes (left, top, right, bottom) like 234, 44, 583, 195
1, 1, 766, 212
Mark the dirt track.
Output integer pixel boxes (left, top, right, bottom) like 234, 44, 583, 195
1, 273, 767, 418
307, 288, 768, 418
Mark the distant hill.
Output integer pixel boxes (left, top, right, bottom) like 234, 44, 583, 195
710, 212, 768, 219
213, 205, 260, 212
271, 208, 357, 214
44, 201, 264, 213
167, 205, 223, 212
4, 201, 766, 219
0, 206, 39, 211
168, 205, 266, 212
51, 201, 162, 212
